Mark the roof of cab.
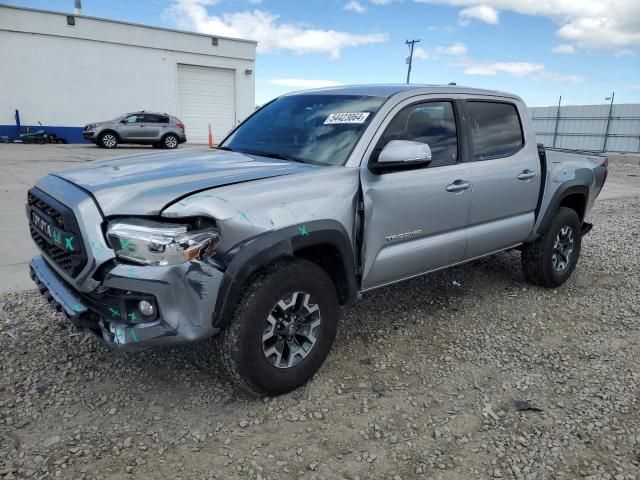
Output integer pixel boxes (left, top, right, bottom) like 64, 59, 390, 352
283, 84, 520, 100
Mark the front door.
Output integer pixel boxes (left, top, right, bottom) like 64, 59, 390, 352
116, 114, 147, 141
464, 100, 541, 258
360, 99, 472, 290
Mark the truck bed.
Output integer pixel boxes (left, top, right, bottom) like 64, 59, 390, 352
531, 145, 608, 239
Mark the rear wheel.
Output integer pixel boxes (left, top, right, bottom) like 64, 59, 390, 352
215, 258, 339, 396
99, 132, 118, 149
521, 207, 582, 288
163, 134, 179, 149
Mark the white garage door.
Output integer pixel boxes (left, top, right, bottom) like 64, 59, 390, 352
177, 64, 236, 144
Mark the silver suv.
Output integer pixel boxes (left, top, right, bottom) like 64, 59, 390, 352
83, 112, 187, 149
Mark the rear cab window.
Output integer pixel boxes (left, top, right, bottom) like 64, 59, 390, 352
466, 101, 524, 160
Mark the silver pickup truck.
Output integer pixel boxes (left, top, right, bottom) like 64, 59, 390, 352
27, 85, 608, 395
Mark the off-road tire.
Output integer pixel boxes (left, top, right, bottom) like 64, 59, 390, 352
98, 132, 118, 149
214, 258, 339, 396
521, 206, 582, 288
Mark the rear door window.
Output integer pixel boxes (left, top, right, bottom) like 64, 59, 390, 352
467, 101, 524, 160
145, 114, 169, 124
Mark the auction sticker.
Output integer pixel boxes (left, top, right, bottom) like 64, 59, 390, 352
324, 112, 370, 125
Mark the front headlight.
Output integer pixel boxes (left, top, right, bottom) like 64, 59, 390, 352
106, 218, 220, 266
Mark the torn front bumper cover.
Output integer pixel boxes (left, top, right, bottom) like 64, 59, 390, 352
29, 255, 224, 351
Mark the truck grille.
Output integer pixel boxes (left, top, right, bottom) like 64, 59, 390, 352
27, 189, 87, 277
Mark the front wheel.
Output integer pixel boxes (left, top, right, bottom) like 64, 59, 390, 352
215, 258, 339, 396
521, 207, 582, 288
99, 132, 118, 149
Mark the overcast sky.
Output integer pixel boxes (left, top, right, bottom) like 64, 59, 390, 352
9, 0, 640, 106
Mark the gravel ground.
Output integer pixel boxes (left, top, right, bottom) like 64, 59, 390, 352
1, 164, 639, 480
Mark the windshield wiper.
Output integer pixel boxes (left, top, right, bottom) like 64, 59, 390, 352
243, 149, 306, 164
215, 146, 236, 152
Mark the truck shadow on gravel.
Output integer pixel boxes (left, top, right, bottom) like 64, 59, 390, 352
101, 251, 528, 400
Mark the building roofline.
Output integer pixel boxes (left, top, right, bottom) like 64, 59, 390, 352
0, 3, 258, 45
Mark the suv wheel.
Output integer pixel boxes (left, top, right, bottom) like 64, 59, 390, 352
215, 258, 339, 396
99, 132, 118, 149
521, 206, 582, 288
163, 134, 179, 149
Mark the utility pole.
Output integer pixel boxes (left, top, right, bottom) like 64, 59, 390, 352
405, 39, 420, 84
603, 91, 615, 153
552, 95, 562, 148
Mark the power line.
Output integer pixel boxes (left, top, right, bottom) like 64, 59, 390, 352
405, 39, 420, 84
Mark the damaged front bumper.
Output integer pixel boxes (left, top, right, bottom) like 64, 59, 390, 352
30, 254, 223, 351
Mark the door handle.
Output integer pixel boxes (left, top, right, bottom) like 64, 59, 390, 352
518, 170, 536, 181
446, 180, 471, 193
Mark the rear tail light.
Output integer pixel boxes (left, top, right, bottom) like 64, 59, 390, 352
177, 121, 185, 129
590, 156, 609, 188
600, 156, 608, 184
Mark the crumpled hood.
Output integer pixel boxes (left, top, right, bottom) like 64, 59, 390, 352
52, 147, 316, 216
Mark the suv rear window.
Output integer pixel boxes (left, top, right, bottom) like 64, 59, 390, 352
145, 114, 169, 124
467, 101, 523, 160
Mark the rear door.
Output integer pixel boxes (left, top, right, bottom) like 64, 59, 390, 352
464, 99, 541, 258
116, 114, 147, 141
360, 98, 472, 289
144, 114, 170, 140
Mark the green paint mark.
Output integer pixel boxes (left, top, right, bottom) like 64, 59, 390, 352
179, 194, 214, 207
53, 230, 62, 246
126, 267, 138, 278
239, 211, 254, 226
298, 225, 309, 237
214, 196, 230, 203
119, 238, 130, 249
108, 307, 120, 318
130, 327, 139, 342
90, 240, 103, 251
127, 312, 137, 322
65, 236, 75, 252
71, 304, 84, 312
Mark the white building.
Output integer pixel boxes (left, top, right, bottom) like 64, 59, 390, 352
0, 4, 256, 144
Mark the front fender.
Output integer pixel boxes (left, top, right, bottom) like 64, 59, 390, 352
210, 220, 357, 329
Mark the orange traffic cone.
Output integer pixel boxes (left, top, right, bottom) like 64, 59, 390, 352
208, 123, 214, 148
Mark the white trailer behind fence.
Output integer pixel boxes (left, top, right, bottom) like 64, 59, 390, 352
529, 103, 640, 153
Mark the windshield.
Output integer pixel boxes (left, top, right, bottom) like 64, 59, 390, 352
222, 94, 386, 166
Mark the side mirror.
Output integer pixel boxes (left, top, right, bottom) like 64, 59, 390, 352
369, 140, 432, 173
